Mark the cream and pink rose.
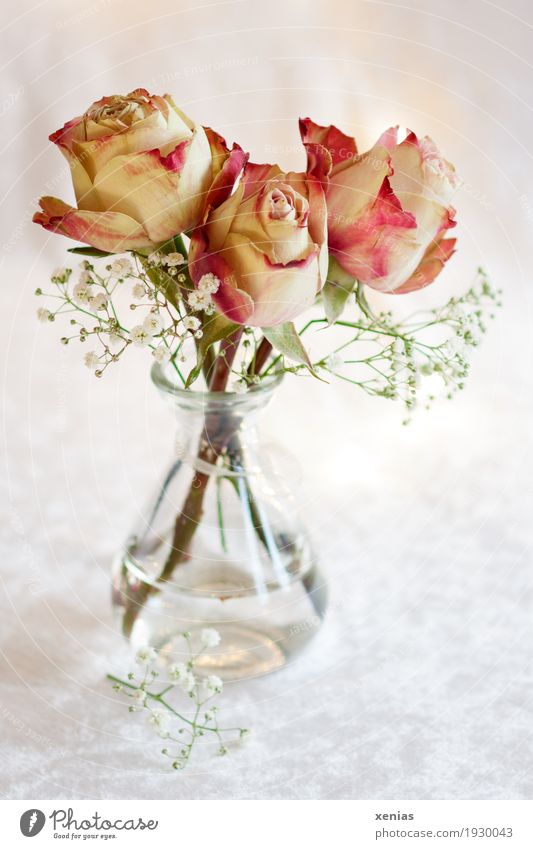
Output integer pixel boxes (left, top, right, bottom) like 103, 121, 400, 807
189, 155, 329, 327
33, 89, 217, 252
300, 118, 458, 294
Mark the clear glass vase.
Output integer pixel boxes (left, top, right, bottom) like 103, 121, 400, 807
111, 364, 328, 680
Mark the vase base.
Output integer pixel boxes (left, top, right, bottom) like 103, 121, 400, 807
120, 561, 329, 681
158, 624, 287, 681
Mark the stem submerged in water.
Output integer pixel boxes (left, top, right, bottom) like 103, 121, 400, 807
121, 328, 244, 638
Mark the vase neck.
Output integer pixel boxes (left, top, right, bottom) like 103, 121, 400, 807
151, 362, 282, 417
151, 363, 282, 468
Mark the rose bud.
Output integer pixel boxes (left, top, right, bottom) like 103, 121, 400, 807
300, 118, 457, 294
33, 89, 216, 252
188, 155, 329, 327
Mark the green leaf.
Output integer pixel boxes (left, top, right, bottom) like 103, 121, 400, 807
67, 246, 114, 258
262, 322, 314, 370
184, 362, 203, 388
185, 314, 239, 388
322, 256, 357, 323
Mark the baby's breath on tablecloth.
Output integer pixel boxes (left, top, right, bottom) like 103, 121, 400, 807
108, 629, 249, 771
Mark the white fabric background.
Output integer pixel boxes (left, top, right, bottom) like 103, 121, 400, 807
1, 0, 532, 799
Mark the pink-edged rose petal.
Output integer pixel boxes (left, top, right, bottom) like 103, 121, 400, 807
33, 196, 153, 252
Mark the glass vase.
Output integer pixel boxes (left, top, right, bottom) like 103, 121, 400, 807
111, 364, 328, 680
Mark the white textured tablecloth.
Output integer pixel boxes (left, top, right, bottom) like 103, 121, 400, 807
1, 0, 533, 800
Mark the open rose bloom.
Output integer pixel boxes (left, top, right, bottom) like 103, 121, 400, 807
300, 118, 458, 294
33, 89, 214, 252
34, 91, 459, 330
189, 158, 328, 326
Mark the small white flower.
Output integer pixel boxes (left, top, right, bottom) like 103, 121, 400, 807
187, 290, 212, 312
132, 689, 147, 706
149, 709, 169, 730
152, 346, 170, 365
107, 332, 122, 348
163, 252, 185, 267
51, 267, 70, 284
132, 283, 146, 300
168, 661, 187, 680
324, 353, 343, 372
205, 675, 223, 694
73, 282, 91, 304
84, 351, 99, 369
142, 314, 163, 336
78, 269, 93, 285
110, 257, 133, 277
168, 662, 195, 693
36, 307, 51, 323
198, 273, 221, 295
88, 293, 109, 311
234, 379, 247, 394
147, 251, 162, 266
182, 671, 196, 693
201, 628, 221, 648
130, 325, 151, 347
135, 646, 157, 664
443, 336, 467, 357
183, 315, 201, 332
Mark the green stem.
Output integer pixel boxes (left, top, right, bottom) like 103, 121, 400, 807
216, 476, 228, 553
246, 336, 272, 378
106, 674, 241, 734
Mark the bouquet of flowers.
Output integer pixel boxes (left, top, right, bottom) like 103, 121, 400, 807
34, 89, 498, 768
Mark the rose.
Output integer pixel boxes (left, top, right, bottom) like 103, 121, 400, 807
189, 155, 329, 327
33, 89, 217, 253
300, 118, 457, 293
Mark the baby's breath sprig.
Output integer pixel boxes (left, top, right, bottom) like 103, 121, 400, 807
107, 629, 249, 771
258, 268, 500, 421
35, 253, 213, 383
36, 253, 499, 409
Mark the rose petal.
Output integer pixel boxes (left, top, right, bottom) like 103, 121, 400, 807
241, 161, 283, 200
204, 127, 231, 179
299, 117, 358, 168
203, 144, 249, 217
92, 129, 211, 241
188, 228, 254, 324
392, 237, 457, 294
33, 196, 153, 252
329, 176, 417, 283
221, 233, 321, 326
